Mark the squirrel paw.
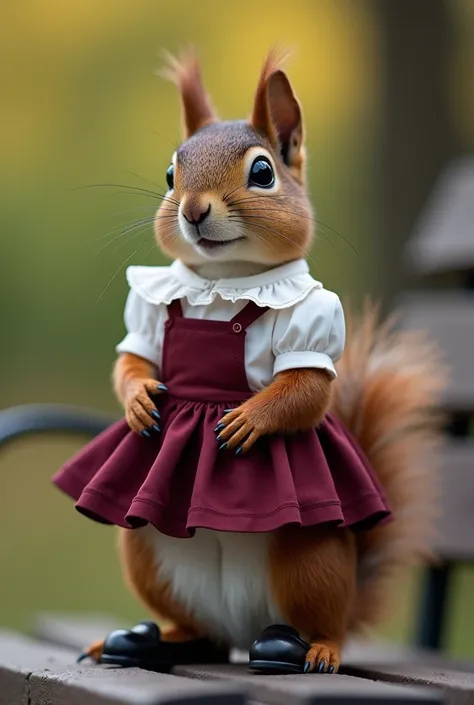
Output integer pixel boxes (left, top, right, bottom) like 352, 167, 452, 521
214, 403, 268, 455
77, 638, 104, 664
304, 641, 340, 674
125, 379, 167, 437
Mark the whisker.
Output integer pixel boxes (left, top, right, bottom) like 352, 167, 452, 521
227, 216, 323, 272
126, 171, 179, 203
228, 198, 357, 254
94, 216, 159, 255
71, 182, 180, 207
96, 219, 180, 302
228, 211, 334, 250
96, 240, 156, 302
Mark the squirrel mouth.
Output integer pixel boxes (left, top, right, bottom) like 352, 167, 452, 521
196, 237, 245, 252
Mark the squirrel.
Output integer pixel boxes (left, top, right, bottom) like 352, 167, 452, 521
52, 47, 445, 675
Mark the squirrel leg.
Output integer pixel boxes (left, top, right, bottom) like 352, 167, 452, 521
78, 529, 207, 664
268, 524, 357, 674
118, 528, 207, 641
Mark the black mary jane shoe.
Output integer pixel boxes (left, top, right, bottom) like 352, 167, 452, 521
92, 621, 229, 672
248, 624, 310, 674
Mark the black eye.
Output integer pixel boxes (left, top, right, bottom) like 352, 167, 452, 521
166, 164, 174, 190
248, 157, 275, 188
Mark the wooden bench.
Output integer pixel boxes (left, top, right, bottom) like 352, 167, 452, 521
0, 612, 455, 705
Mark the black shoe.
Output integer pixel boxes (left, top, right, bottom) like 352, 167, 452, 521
93, 621, 229, 672
248, 624, 310, 674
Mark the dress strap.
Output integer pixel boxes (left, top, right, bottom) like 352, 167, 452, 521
230, 301, 269, 331
167, 298, 183, 320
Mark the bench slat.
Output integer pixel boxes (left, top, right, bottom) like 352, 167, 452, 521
0, 632, 248, 705
430, 441, 474, 560
399, 293, 474, 410
172, 664, 442, 705
32, 613, 474, 673
344, 663, 474, 705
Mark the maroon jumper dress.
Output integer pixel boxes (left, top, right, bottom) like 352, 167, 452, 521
52, 298, 392, 538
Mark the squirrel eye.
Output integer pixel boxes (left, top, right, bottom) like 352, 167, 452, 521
166, 164, 174, 190
248, 157, 275, 189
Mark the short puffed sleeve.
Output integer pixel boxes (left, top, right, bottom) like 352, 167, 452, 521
115, 287, 165, 369
272, 289, 345, 378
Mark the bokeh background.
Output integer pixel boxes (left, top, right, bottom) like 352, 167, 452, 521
1, 0, 473, 654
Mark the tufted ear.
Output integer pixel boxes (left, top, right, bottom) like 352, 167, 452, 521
250, 48, 305, 181
159, 47, 218, 139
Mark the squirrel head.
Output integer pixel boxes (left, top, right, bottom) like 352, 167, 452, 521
155, 48, 313, 267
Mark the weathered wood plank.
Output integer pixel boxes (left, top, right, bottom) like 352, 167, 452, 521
173, 664, 442, 705
398, 293, 474, 410
0, 630, 76, 705
34, 612, 123, 651
0, 632, 248, 705
344, 663, 474, 705
33, 613, 474, 672
430, 441, 474, 560
30, 667, 247, 705
406, 157, 474, 276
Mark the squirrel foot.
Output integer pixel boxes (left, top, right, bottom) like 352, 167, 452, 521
76, 627, 198, 663
77, 638, 104, 664
159, 624, 202, 642
304, 640, 340, 674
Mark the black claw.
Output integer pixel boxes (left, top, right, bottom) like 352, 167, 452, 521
141, 429, 151, 438
77, 651, 88, 663
219, 442, 227, 451
328, 665, 335, 674
303, 661, 311, 673
223, 409, 233, 414
216, 434, 223, 442
235, 446, 243, 456
318, 660, 326, 673
214, 423, 225, 433
151, 410, 160, 420
151, 424, 160, 433
157, 383, 168, 392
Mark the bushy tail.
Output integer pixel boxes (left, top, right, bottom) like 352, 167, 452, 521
329, 301, 447, 632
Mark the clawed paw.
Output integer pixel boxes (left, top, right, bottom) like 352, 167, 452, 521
304, 642, 340, 674
214, 406, 262, 455
125, 379, 167, 437
77, 638, 104, 664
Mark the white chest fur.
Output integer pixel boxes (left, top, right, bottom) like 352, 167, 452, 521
143, 527, 284, 650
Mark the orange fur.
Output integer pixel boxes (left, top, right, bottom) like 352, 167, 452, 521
250, 46, 291, 147
330, 302, 446, 631
250, 47, 305, 182
81, 528, 209, 663
113, 352, 166, 435
269, 524, 357, 673
216, 368, 332, 452
118, 528, 208, 640
159, 47, 218, 138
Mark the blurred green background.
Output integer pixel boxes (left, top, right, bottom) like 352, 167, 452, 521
1, 0, 474, 655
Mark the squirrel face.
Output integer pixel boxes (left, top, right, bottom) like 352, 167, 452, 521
154, 49, 314, 267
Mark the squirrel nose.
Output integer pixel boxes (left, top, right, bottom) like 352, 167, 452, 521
182, 201, 211, 226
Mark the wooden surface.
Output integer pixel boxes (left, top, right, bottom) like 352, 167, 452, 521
405, 157, 474, 276
399, 292, 474, 410
22, 611, 474, 705
0, 626, 446, 705
0, 631, 247, 705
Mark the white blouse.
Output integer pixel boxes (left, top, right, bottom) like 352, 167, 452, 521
116, 258, 345, 391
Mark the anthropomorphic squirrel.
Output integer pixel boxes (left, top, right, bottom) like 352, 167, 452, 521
53, 48, 444, 675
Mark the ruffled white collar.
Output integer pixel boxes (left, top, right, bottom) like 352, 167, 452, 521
126, 258, 322, 309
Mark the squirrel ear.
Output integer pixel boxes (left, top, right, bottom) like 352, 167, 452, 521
159, 47, 218, 139
250, 49, 305, 180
